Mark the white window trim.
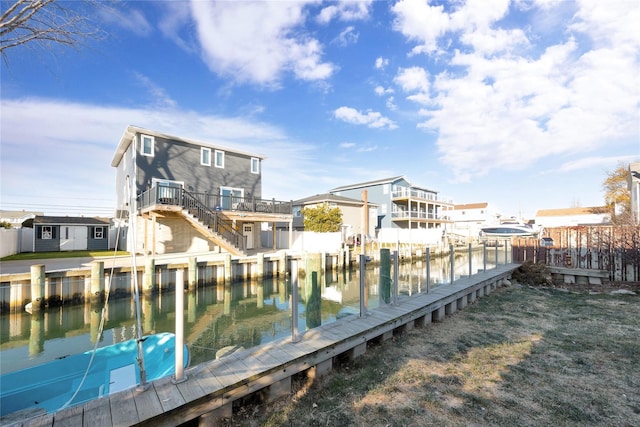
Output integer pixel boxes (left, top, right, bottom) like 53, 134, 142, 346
215, 150, 225, 168
140, 134, 154, 157
94, 227, 104, 239
201, 147, 211, 166
42, 225, 52, 240
251, 157, 260, 174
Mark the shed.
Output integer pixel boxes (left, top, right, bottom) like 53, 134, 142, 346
23, 216, 112, 252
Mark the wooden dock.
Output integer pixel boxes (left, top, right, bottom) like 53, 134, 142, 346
3, 264, 518, 427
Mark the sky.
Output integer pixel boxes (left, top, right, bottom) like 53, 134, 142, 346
1, 0, 639, 220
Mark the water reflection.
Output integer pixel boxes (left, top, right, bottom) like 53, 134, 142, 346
0, 247, 507, 374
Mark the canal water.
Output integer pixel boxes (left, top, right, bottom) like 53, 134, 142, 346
0, 247, 508, 375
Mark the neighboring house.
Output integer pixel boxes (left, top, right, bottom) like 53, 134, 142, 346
629, 162, 640, 224
111, 125, 293, 255
22, 216, 111, 252
292, 193, 378, 239
534, 207, 611, 229
0, 210, 43, 228
330, 176, 453, 233
449, 202, 501, 241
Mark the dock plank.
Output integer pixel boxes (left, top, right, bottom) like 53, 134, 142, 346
83, 396, 112, 427
131, 385, 163, 423
153, 376, 186, 413
109, 389, 139, 427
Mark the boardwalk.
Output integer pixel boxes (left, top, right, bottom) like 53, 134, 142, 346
3, 264, 518, 427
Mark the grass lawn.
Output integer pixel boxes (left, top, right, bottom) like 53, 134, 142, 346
223, 284, 640, 427
1, 250, 129, 261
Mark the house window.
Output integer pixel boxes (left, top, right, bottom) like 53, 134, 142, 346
215, 150, 225, 168
201, 147, 211, 166
94, 227, 105, 239
141, 134, 154, 157
251, 157, 260, 174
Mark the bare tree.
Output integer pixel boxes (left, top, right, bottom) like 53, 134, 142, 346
0, 0, 107, 60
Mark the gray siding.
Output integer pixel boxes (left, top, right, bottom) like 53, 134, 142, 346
34, 225, 60, 252
336, 184, 395, 229
134, 133, 262, 199
87, 226, 109, 250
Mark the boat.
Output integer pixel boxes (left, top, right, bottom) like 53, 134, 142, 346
480, 222, 539, 238
0, 332, 189, 418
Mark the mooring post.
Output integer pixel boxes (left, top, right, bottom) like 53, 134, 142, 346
483, 242, 487, 271
450, 244, 454, 285
392, 250, 399, 305
495, 241, 499, 268
468, 243, 473, 277
425, 247, 431, 294
143, 257, 155, 293
188, 257, 197, 290
173, 275, 186, 384
256, 252, 265, 280
224, 254, 232, 283
359, 254, 367, 317
30, 264, 45, 311
279, 251, 287, 277
505, 240, 509, 264
379, 248, 391, 304
90, 261, 104, 301
291, 265, 300, 342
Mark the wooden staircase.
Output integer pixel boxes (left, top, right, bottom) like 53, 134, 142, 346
180, 191, 246, 256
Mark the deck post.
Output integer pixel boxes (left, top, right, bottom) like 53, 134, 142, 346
279, 251, 287, 277
425, 247, 430, 294
495, 241, 499, 268
291, 263, 300, 342
359, 254, 367, 317
30, 264, 45, 311
90, 261, 104, 301
468, 243, 472, 276
483, 242, 487, 271
392, 250, 399, 306
188, 257, 197, 290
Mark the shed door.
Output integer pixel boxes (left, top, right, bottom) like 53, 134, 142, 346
60, 226, 88, 251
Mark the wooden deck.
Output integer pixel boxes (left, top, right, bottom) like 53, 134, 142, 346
5, 264, 518, 427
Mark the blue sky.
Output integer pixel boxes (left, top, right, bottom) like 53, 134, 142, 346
1, 0, 639, 219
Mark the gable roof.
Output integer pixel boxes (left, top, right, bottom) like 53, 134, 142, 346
294, 193, 377, 207
111, 125, 265, 167
24, 216, 111, 227
330, 176, 438, 194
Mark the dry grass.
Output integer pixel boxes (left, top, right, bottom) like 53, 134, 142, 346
221, 284, 640, 427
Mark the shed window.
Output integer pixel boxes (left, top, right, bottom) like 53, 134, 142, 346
251, 157, 259, 174
201, 147, 211, 166
215, 150, 225, 168
94, 227, 106, 239
38, 225, 56, 239
141, 135, 154, 157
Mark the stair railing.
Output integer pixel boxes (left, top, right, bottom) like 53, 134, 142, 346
181, 190, 245, 251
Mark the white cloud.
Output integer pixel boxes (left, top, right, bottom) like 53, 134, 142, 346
132, 72, 177, 109
375, 57, 389, 69
317, 0, 373, 24
394, 67, 431, 105
188, 1, 335, 86
334, 106, 398, 129
392, 0, 640, 182
558, 155, 638, 173
99, 6, 153, 37
374, 85, 394, 96
333, 26, 359, 46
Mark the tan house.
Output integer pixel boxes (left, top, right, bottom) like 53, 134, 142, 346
534, 207, 611, 229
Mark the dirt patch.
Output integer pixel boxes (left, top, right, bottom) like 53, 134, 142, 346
220, 284, 640, 427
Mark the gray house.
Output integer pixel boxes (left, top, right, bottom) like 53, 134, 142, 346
330, 176, 452, 232
23, 216, 111, 252
111, 126, 293, 255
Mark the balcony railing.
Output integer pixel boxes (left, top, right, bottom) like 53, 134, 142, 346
391, 210, 446, 220
391, 187, 452, 204
138, 186, 292, 215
